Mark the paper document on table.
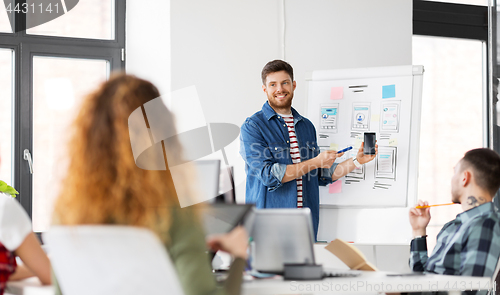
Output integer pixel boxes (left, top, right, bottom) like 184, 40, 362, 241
325, 239, 377, 271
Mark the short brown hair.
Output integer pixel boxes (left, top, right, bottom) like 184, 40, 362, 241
461, 148, 500, 196
261, 60, 294, 85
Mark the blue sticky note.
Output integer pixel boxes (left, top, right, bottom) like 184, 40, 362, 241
382, 84, 396, 99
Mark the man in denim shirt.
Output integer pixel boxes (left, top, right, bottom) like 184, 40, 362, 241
240, 60, 377, 239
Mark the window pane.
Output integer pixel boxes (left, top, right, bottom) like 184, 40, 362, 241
0, 1, 13, 33
27, 0, 113, 40
413, 36, 484, 252
33, 56, 108, 231
0, 49, 13, 186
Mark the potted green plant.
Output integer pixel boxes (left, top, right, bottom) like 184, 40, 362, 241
0, 180, 18, 197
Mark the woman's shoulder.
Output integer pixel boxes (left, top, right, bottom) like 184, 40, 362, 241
0, 193, 29, 218
0, 193, 32, 251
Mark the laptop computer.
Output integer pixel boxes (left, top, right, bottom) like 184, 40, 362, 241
250, 208, 360, 277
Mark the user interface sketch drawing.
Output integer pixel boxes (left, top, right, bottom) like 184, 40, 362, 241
306, 65, 424, 208
346, 166, 365, 181
375, 146, 397, 180
380, 101, 400, 133
320, 104, 339, 133
351, 103, 370, 131
345, 149, 365, 182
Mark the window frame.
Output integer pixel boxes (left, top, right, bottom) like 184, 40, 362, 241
413, 0, 500, 205
0, 0, 126, 222
413, 0, 488, 41
413, 0, 491, 145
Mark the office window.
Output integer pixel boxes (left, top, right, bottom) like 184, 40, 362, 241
32, 57, 108, 231
413, 36, 484, 252
0, 49, 13, 185
0, 1, 125, 232
0, 4, 12, 33
27, 0, 114, 39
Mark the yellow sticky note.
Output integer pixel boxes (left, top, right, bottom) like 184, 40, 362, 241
371, 114, 380, 122
330, 143, 339, 151
354, 136, 363, 149
389, 138, 398, 146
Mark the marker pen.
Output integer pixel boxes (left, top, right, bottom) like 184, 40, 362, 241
337, 146, 353, 154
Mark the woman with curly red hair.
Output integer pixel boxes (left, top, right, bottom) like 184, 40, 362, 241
52, 74, 247, 295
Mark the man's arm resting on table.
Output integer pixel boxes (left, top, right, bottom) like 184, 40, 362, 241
409, 237, 429, 272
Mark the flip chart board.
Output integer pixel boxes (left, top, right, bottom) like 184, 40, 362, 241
306, 65, 424, 207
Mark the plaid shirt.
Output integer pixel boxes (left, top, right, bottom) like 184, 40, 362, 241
410, 202, 500, 294
0, 242, 16, 295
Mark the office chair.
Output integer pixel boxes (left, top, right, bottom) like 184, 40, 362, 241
44, 226, 184, 295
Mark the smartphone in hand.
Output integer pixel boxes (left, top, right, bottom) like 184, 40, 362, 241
363, 132, 376, 155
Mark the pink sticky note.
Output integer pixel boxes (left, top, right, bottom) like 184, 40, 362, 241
330, 87, 343, 100
329, 181, 342, 194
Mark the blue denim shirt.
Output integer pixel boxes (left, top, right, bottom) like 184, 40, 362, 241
240, 102, 338, 239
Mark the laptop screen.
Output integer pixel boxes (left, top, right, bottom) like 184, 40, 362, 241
251, 208, 316, 273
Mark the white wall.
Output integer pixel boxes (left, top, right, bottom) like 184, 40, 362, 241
126, 0, 170, 96
169, 0, 282, 203
285, 0, 412, 114
128, 0, 413, 243
170, 0, 281, 124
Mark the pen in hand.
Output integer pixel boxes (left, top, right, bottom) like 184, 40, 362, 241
337, 146, 353, 154
415, 203, 456, 209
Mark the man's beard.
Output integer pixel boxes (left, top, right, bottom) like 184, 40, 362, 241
268, 92, 293, 111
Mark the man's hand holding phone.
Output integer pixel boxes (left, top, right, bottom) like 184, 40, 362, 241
355, 132, 378, 164
356, 142, 377, 164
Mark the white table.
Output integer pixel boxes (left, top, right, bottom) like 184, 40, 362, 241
5, 278, 53, 295
242, 271, 493, 295
4, 271, 493, 295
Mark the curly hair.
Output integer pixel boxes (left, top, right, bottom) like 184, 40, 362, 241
53, 73, 191, 243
